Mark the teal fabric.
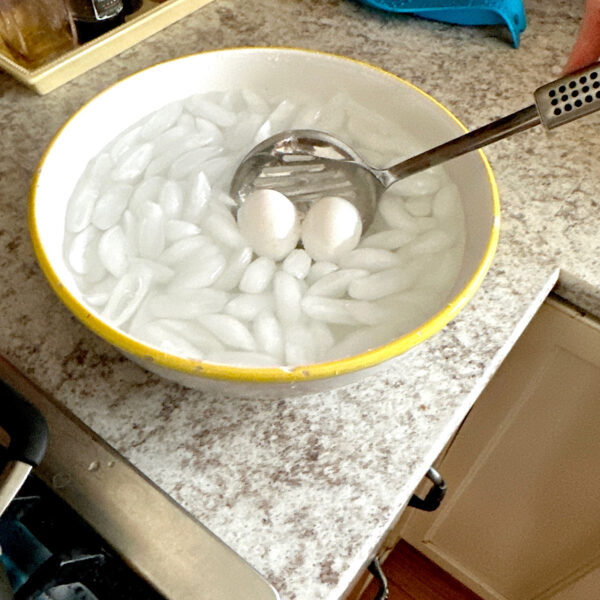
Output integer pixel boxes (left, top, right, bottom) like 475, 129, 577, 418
356, 0, 527, 47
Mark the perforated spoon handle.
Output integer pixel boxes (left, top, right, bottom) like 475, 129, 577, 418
384, 62, 600, 185
383, 104, 539, 184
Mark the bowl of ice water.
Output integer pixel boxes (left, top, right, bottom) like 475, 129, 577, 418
29, 48, 499, 397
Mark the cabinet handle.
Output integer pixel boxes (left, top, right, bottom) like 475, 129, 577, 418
367, 557, 389, 600
408, 467, 447, 512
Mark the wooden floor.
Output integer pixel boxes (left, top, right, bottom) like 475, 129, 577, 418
360, 541, 483, 600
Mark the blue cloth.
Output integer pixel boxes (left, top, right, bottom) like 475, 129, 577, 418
356, 0, 527, 47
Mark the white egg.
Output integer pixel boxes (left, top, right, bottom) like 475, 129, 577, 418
237, 189, 300, 261
301, 196, 362, 262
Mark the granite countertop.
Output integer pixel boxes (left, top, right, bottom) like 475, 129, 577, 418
1, 1, 599, 599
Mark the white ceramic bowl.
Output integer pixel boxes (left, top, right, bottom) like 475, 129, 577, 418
30, 48, 499, 398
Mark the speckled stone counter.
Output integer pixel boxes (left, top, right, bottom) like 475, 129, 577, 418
1, 1, 599, 599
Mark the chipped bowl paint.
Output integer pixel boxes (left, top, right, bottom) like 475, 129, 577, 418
29, 47, 499, 398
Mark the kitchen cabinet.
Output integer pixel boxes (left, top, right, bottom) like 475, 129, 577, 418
397, 295, 600, 600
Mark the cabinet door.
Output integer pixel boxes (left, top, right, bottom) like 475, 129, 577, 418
400, 297, 600, 600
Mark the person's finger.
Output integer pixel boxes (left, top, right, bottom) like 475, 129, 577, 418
564, 0, 600, 73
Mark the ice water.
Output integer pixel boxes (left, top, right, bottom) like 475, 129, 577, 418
63, 89, 466, 367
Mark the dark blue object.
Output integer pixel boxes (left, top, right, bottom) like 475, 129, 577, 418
0, 520, 51, 592
356, 0, 527, 47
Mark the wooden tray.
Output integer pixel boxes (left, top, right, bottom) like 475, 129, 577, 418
0, 0, 215, 95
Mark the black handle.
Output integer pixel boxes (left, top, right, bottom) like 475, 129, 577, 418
0, 380, 48, 467
408, 467, 447, 512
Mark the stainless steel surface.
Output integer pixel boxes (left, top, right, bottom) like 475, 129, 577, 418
534, 63, 600, 129
0, 355, 279, 600
367, 557, 389, 600
231, 62, 600, 230
0, 460, 32, 517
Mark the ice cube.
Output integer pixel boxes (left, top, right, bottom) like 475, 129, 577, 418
273, 271, 303, 324
301, 296, 359, 325
146, 136, 211, 176
185, 95, 237, 127
92, 183, 132, 230
200, 156, 234, 184
194, 117, 224, 146
346, 114, 399, 154
410, 229, 454, 254
204, 211, 245, 249
254, 100, 297, 144
130, 258, 175, 284
225, 293, 273, 321
377, 194, 420, 232
65, 177, 100, 234
165, 220, 201, 243
135, 320, 205, 358
306, 268, 368, 298
137, 202, 166, 260
167, 252, 226, 291
159, 180, 184, 220
148, 289, 229, 319
83, 275, 117, 308
197, 314, 256, 351
67, 226, 101, 276
183, 172, 211, 223
344, 299, 388, 325
112, 143, 153, 181
151, 125, 187, 156
98, 225, 129, 278
253, 309, 284, 360
305, 261, 339, 285
128, 176, 165, 218
221, 89, 246, 112
284, 323, 315, 365
140, 101, 183, 140
282, 249, 312, 279
122, 209, 138, 256
178, 113, 196, 130
338, 248, 402, 271
314, 93, 347, 132
432, 183, 462, 220
347, 265, 418, 300
102, 264, 153, 327
142, 318, 225, 353
239, 256, 277, 294
405, 197, 433, 217
212, 246, 253, 291
159, 235, 213, 266
241, 89, 270, 116
168, 147, 221, 180
223, 113, 263, 152
415, 216, 438, 232
109, 125, 141, 162
65, 154, 112, 233
309, 321, 335, 361
417, 247, 463, 291
389, 171, 441, 197
359, 229, 416, 250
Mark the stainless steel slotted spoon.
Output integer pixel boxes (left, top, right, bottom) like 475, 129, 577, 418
230, 62, 600, 229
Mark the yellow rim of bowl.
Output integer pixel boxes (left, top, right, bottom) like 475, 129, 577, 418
29, 46, 500, 384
